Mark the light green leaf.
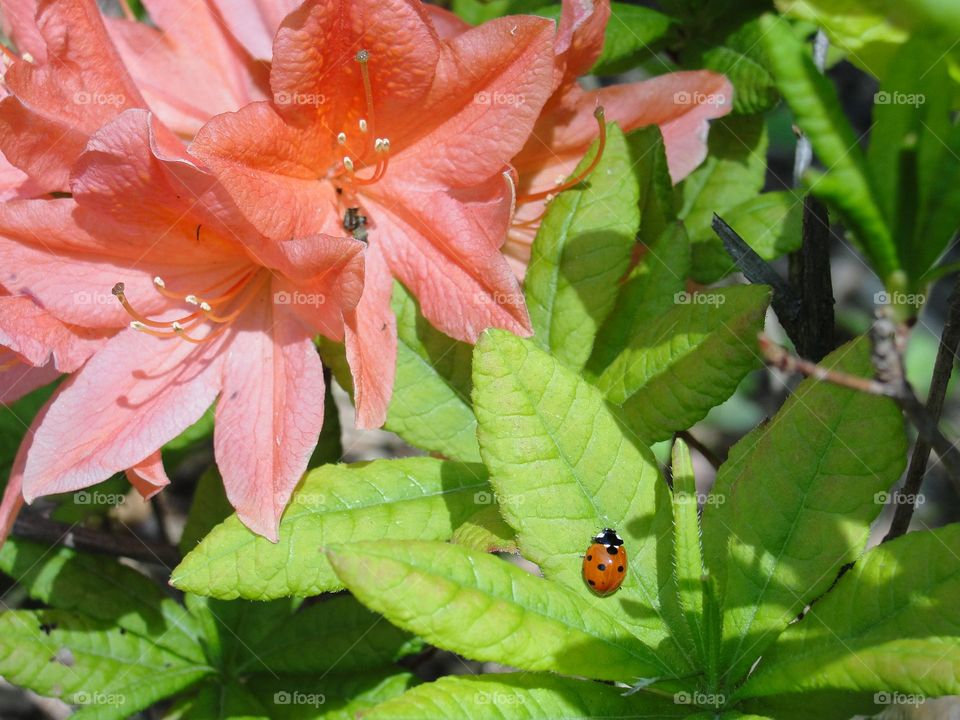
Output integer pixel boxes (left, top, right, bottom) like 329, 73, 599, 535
587, 223, 691, 377
451, 504, 518, 554
739, 523, 960, 700
670, 439, 706, 666
0, 539, 202, 663
525, 123, 641, 370
320, 284, 478, 461
677, 115, 769, 284
0, 609, 210, 720
328, 540, 673, 681
702, 337, 908, 685
595, 285, 770, 444
172, 458, 490, 599
365, 673, 689, 719
472, 329, 688, 671
760, 14, 899, 282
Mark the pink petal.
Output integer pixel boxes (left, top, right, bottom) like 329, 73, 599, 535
0, 0, 144, 191
270, 0, 440, 132
126, 450, 170, 500
0, 0, 47, 62
0, 355, 59, 404
555, 0, 610, 83
0, 293, 109, 371
21, 327, 226, 502
214, 292, 325, 541
105, 0, 268, 138
208, 0, 299, 60
367, 172, 529, 342
343, 241, 395, 429
423, 3, 469, 38
392, 15, 555, 188
190, 102, 338, 241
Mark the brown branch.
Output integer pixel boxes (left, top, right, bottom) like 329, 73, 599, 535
677, 430, 723, 471
759, 316, 960, 482
12, 511, 180, 567
884, 278, 960, 541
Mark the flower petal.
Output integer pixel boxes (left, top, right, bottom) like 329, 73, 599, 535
0, 0, 47, 62
0, 0, 144, 191
126, 450, 170, 500
391, 15, 555, 188
367, 172, 529, 342
214, 293, 325, 541
0, 355, 59, 404
21, 327, 225, 502
343, 241, 395, 429
555, 0, 610, 83
208, 0, 299, 60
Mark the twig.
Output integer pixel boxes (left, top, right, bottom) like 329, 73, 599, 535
884, 278, 960, 541
759, 317, 960, 481
12, 511, 180, 567
677, 430, 723, 471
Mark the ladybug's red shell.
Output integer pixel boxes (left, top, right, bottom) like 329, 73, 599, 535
582, 528, 627, 596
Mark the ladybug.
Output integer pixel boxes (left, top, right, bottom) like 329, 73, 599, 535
582, 528, 627, 596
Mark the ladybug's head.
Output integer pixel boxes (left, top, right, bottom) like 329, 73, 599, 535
594, 528, 623, 547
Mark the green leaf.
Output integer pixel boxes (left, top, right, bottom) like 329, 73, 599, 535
320, 284, 479, 462
171, 458, 490, 599
595, 285, 770, 443
696, 18, 780, 114
631, 125, 676, 246
0, 609, 210, 720
451, 0, 545, 24
365, 673, 689, 719
451, 504, 518, 553
697, 191, 803, 282
677, 115, 769, 283
587, 223, 691, 377
592, 4, 675, 75
472, 329, 687, 670
328, 540, 673, 681
702, 337, 908, 685
760, 14, 899, 282
235, 594, 418, 675
867, 34, 960, 280
738, 523, 960, 700
0, 539, 202, 663
525, 123, 641, 370
670, 439, 706, 666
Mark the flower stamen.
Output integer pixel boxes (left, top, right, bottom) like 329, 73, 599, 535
516, 106, 607, 204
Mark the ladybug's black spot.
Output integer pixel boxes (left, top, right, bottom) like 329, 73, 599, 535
607, 546, 618, 555
597, 564, 606, 571
586, 554, 592, 561
588, 579, 596, 586
617, 566, 624, 572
